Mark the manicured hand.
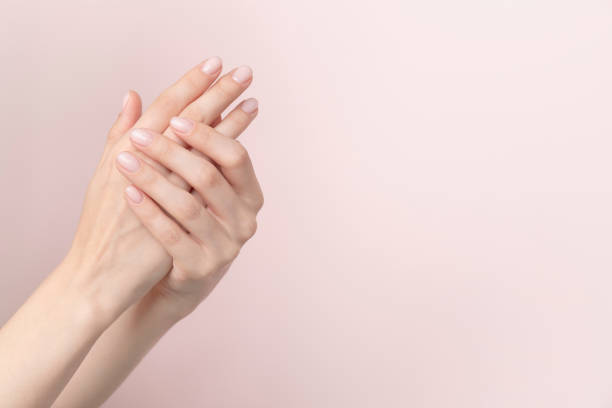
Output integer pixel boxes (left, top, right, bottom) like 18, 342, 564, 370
45, 59, 260, 408
61, 57, 256, 323
115, 118, 263, 314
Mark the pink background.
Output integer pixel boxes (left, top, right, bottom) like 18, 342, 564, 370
2, 0, 612, 406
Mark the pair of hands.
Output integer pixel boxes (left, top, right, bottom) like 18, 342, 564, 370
59, 57, 263, 326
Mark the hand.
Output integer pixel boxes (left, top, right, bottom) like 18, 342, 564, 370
46, 59, 261, 408
114, 117, 264, 314
0, 59, 259, 408
60, 57, 256, 323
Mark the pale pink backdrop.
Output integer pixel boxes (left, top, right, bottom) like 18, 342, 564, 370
1, 0, 612, 406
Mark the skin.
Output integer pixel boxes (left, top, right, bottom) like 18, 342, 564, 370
0, 57, 263, 407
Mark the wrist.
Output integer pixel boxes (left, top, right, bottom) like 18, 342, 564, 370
49, 258, 117, 335
146, 283, 201, 323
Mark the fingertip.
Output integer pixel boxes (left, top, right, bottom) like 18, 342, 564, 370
201, 56, 223, 76
109, 90, 143, 141
129, 128, 154, 147
169, 116, 195, 134
240, 98, 259, 114
116, 151, 141, 173
123, 90, 142, 117
231, 65, 253, 85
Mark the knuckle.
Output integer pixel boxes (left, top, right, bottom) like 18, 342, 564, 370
182, 122, 214, 152
158, 223, 182, 247
238, 215, 258, 242
152, 136, 172, 161
137, 165, 158, 187
180, 72, 202, 94
245, 217, 258, 239
196, 124, 215, 149
194, 163, 220, 189
221, 243, 241, 265
246, 187, 265, 212
213, 78, 236, 101
205, 240, 240, 271
198, 250, 220, 272
254, 194, 264, 212
225, 143, 249, 169
176, 193, 202, 221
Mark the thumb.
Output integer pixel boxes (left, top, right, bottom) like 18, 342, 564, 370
107, 90, 142, 142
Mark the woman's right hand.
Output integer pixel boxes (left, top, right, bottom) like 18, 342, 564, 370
58, 57, 255, 325
113, 117, 264, 318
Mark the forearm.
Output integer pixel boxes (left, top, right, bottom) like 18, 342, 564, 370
0, 264, 108, 408
51, 286, 188, 408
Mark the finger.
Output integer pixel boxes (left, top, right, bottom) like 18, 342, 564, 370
125, 58, 222, 182
168, 118, 264, 211
214, 98, 259, 139
163, 96, 258, 192
180, 65, 253, 125
116, 149, 237, 241
126, 130, 246, 222
123, 185, 203, 269
160, 66, 253, 191
134, 57, 223, 132
107, 90, 142, 142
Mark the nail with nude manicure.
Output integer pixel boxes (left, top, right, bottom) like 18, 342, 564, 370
170, 117, 194, 133
201, 56, 222, 75
130, 129, 153, 146
240, 98, 258, 113
125, 186, 143, 203
116, 152, 140, 172
232, 66, 252, 84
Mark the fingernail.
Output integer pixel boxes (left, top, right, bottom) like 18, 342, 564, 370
116, 152, 140, 172
232, 66, 252, 84
241, 98, 258, 113
130, 129, 153, 146
122, 92, 130, 110
125, 186, 143, 203
170, 116, 194, 133
201, 56, 222, 75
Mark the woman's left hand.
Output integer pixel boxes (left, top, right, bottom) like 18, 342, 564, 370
115, 117, 264, 315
